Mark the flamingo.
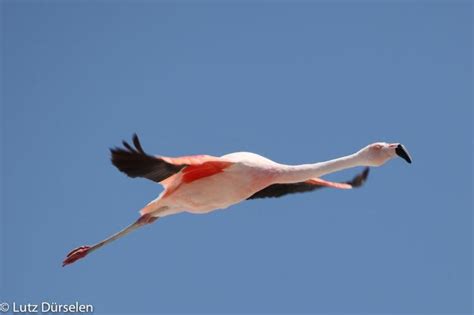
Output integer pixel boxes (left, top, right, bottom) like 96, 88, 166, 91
63, 134, 412, 266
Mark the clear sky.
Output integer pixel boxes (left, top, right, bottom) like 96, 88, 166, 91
2, 1, 472, 314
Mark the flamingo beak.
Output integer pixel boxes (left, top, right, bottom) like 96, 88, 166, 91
395, 144, 412, 164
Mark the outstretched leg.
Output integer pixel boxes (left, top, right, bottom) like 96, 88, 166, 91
62, 213, 159, 267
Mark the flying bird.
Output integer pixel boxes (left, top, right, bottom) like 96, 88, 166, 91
63, 134, 412, 266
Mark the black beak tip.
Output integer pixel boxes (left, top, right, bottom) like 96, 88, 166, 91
396, 144, 412, 164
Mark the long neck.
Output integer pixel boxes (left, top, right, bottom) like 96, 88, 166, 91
275, 152, 364, 184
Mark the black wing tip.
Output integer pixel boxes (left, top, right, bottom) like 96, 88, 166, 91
109, 134, 144, 155
349, 167, 370, 188
247, 182, 319, 200
108, 134, 186, 182
109, 134, 150, 176
132, 134, 145, 154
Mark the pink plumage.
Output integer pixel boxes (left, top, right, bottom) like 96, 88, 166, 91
63, 134, 411, 266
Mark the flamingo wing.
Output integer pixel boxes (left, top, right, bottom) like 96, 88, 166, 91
110, 134, 229, 184
247, 167, 369, 199
110, 134, 189, 183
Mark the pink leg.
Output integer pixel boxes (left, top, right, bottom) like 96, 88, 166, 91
62, 214, 159, 267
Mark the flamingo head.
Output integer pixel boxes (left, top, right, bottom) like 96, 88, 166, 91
358, 142, 412, 167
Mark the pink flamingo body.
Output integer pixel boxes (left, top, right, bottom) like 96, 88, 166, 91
63, 135, 411, 266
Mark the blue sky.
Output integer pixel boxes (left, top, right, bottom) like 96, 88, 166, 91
2, 1, 472, 314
